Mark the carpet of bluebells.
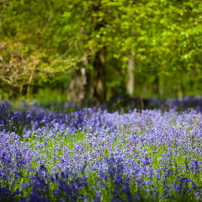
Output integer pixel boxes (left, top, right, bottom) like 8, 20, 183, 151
0, 100, 202, 202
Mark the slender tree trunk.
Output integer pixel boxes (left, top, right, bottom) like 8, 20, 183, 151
83, 53, 91, 102
69, 54, 91, 103
93, 47, 106, 105
92, 1, 106, 105
127, 55, 135, 96
69, 69, 82, 103
69, 68, 89, 103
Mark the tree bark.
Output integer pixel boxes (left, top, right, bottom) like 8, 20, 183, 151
127, 55, 135, 96
69, 69, 82, 103
93, 47, 106, 105
69, 58, 90, 104
83, 53, 91, 102
92, 1, 107, 105
69, 52, 91, 103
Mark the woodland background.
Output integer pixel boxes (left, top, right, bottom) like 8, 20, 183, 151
0, 0, 202, 107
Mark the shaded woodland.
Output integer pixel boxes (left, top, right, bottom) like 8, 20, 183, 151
0, 0, 202, 105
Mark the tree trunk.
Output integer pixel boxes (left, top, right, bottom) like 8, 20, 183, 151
93, 47, 106, 105
127, 55, 135, 96
69, 52, 91, 103
69, 69, 82, 103
92, 1, 106, 105
83, 53, 91, 102
69, 67, 90, 103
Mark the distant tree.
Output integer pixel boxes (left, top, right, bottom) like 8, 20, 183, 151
1, 0, 201, 103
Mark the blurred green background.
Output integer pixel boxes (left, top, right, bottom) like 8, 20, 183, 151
0, 0, 202, 106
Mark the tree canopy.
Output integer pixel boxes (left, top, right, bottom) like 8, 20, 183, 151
0, 0, 202, 103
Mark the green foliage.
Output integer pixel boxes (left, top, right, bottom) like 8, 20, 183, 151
0, 0, 202, 101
